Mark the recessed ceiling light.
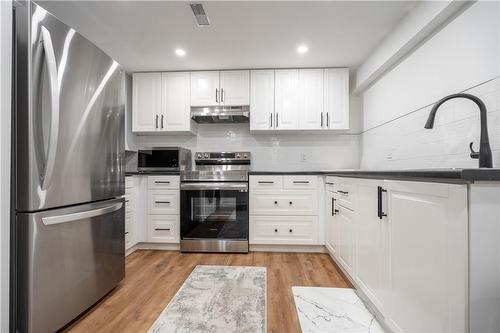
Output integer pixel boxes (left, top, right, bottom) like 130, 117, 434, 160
297, 45, 308, 54
175, 49, 186, 57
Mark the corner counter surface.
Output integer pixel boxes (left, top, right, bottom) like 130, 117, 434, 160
249, 169, 500, 183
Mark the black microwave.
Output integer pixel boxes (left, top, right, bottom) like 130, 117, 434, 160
138, 147, 191, 172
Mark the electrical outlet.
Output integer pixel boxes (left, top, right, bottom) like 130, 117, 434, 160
300, 152, 307, 162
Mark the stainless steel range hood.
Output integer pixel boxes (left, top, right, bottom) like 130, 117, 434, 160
191, 106, 250, 124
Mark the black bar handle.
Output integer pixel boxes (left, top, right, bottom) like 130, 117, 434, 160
155, 228, 171, 231
293, 181, 310, 184
377, 186, 387, 219
338, 190, 349, 195
155, 201, 171, 204
258, 181, 274, 184
155, 181, 171, 184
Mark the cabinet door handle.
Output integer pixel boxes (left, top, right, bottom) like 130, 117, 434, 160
125, 231, 129, 235
326, 112, 329, 128
293, 181, 310, 184
258, 181, 274, 184
377, 186, 387, 219
289, 229, 293, 233
161, 114, 164, 129
155, 115, 159, 129
326, 182, 334, 185
274, 229, 278, 233
216, 88, 219, 103
289, 201, 293, 205
274, 201, 278, 205
332, 197, 335, 216
338, 190, 349, 195
221, 88, 224, 102
276, 113, 279, 128
155, 181, 170, 184
270, 113, 273, 128
155, 228, 171, 231
155, 201, 171, 204
321, 112, 324, 127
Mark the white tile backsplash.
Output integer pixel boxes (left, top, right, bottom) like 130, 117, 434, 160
135, 125, 360, 171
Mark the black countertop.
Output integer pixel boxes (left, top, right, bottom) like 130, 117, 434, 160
249, 169, 500, 183
125, 171, 180, 176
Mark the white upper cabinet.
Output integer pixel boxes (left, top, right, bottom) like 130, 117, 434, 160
190, 71, 220, 106
190, 70, 250, 107
161, 72, 191, 132
299, 69, 324, 130
132, 73, 162, 132
250, 70, 275, 130
220, 70, 250, 106
324, 68, 349, 129
133, 72, 195, 133
274, 69, 299, 130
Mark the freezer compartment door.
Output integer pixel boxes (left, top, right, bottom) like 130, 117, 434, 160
16, 198, 125, 333
14, 2, 125, 211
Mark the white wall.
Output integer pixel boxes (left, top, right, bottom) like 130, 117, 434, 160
360, 1, 500, 169
0, 1, 11, 332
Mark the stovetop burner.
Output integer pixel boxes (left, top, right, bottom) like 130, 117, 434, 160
181, 151, 251, 182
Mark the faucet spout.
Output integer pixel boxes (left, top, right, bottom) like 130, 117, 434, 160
424, 93, 493, 168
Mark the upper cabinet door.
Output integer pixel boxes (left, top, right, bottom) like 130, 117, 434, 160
324, 68, 349, 129
132, 73, 162, 132
220, 70, 250, 106
161, 72, 191, 132
250, 70, 275, 131
299, 69, 324, 130
190, 71, 220, 106
274, 69, 299, 130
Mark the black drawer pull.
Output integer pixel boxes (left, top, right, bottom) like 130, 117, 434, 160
155, 228, 171, 231
274, 201, 278, 204
258, 181, 274, 184
289, 201, 293, 205
125, 231, 129, 235
274, 229, 278, 233
155, 181, 171, 184
377, 186, 388, 219
338, 190, 349, 195
125, 200, 129, 203
326, 182, 334, 185
155, 201, 171, 204
293, 181, 310, 184
289, 229, 293, 233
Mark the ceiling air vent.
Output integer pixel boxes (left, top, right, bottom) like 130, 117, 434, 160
190, 3, 210, 27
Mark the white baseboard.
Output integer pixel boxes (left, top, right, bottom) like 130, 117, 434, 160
249, 244, 327, 253
125, 242, 180, 256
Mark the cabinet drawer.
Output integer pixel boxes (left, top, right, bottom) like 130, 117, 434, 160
336, 181, 356, 210
249, 175, 283, 190
250, 215, 318, 245
325, 176, 336, 191
148, 215, 179, 243
283, 175, 318, 190
148, 190, 180, 214
125, 176, 136, 189
250, 191, 318, 215
147, 176, 180, 190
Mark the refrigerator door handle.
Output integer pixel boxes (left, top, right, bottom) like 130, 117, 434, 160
38, 26, 61, 190
41, 202, 123, 225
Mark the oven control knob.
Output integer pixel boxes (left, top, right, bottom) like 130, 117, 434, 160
204, 153, 209, 158
197, 153, 202, 159
243, 154, 248, 159
236, 153, 241, 159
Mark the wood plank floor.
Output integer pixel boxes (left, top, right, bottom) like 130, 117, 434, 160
63, 250, 351, 333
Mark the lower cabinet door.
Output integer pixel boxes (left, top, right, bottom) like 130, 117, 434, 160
355, 179, 388, 313
337, 205, 355, 276
148, 190, 180, 215
325, 190, 337, 255
148, 215, 180, 243
386, 180, 467, 333
249, 215, 318, 245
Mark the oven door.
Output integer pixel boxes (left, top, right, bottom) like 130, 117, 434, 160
180, 182, 248, 243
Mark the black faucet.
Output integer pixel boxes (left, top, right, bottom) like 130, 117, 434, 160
424, 93, 492, 168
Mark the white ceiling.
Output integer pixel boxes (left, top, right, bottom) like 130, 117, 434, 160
38, 1, 417, 72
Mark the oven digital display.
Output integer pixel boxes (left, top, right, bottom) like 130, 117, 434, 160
210, 152, 235, 159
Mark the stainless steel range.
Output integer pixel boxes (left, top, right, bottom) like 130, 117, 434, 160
180, 152, 251, 253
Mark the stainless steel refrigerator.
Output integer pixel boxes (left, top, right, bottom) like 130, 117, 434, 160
12, 2, 125, 332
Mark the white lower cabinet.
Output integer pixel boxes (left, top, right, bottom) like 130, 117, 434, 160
325, 189, 337, 255
148, 215, 180, 243
249, 175, 320, 246
125, 176, 138, 250
324, 177, 468, 333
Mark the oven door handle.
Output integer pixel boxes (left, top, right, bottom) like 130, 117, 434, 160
181, 182, 249, 191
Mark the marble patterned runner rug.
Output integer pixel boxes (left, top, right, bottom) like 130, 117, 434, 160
292, 287, 385, 333
148, 265, 266, 333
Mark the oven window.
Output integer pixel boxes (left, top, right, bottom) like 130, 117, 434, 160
181, 189, 248, 240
